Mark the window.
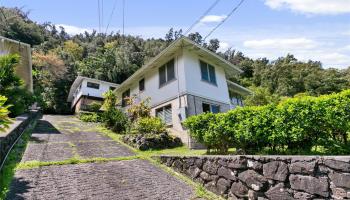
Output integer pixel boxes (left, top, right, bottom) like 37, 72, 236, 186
156, 104, 172, 125
121, 89, 130, 107
139, 78, 145, 92
159, 59, 175, 87
87, 82, 100, 89
231, 96, 244, 108
110, 86, 116, 91
200, 60, 216, 85
202, 103, 220, 114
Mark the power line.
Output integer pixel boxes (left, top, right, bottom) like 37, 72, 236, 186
101, 0, 104, 32
97, 0, 101, 33
203, 0, 245, 41
122, 0, 125, 35
183, 0, 221, 36
105, 0, 118, 34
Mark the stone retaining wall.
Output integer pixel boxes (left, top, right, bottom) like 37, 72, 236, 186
0, 110, 39, 166
158, 155, 350, 199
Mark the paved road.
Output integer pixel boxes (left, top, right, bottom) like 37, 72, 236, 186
6, 115, 195, 200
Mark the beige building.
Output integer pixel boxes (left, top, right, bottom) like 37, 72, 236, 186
0, 36, 33, 92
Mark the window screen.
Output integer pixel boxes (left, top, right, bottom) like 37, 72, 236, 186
139, 78, 145, 92
121, 89, 130, 107
202, 103, 211, 113
200, 60, 216, 85
159, 66, 166, 86
159, 59, 175, 87
211, 105, 220, 113
202, 103, 220, 114
200, 61, 209, 82
87, 82, 100, 89
156, 104, 172, 125
167, 59, 175, 81
208, 65, 217, 84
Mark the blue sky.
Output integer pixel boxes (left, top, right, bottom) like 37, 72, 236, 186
1, 0, 350, 69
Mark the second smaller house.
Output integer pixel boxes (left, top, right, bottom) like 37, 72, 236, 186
67, 76, 119, 112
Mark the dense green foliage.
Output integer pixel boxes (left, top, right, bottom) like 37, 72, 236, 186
0, 95, 11, 132
1, 7, 349, 112
0, 54, 34, 116
184, 90, 350, 154
133, 117, 166, 135
84, 102, 102, 112
78, 111, 102, 123
243, 86, 281, 106
100, 91, 129, 133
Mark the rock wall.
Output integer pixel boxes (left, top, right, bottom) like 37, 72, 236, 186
158, 155, 350, 199
0, 110, 39, 166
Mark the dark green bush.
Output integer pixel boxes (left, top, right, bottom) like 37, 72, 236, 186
132, 117, 166, 135
0, 54, 34, 117
78, 111, 101, 123
184, 89, 350, 154
4, 87, 34, 117
101, 108, 129, 133
85, 102, 102, 112
0, 95, 11, 132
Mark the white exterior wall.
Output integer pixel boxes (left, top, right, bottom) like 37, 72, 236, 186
72, 79, 117, 107
121, 49, 231, 107
121, 51, 187, 107
182, 49, 231, 105
80, 79, 113, 98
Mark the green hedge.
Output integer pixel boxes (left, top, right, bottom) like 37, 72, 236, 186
0, 96, 11, 132
184, 90, 350, 154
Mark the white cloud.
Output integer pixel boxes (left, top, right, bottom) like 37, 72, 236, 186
264, 0, 350, 15
243, 38, 317, 50
343, 45, 350, 51
200, 15, 227, 23
319, 52, 350, 68
218, 41, 230, 52
57, 24, 93, 35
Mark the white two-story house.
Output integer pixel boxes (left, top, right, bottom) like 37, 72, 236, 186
114, 37, 251, 148
67, 76, 119, 112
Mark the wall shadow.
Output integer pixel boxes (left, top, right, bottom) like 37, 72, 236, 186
5, 177, 33, 200
31, 119, 61, 134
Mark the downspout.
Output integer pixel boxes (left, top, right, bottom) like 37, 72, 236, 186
176, 45, 182, 109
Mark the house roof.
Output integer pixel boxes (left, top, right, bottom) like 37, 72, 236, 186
227, 80, 252, 96
67, 76, 119, 102
114, 37, 243, 94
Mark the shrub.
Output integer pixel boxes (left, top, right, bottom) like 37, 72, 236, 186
0, 54, 34, 116
101, 90, 117, 111
126, 96, 151, 122
184, 112, 216, 150
4, 87, 34, 117
100, 90, 129, 133
78, 111, 101, 123
184, 89, 350, 154
0, 96, 12, 132
101, 108, 129, 133
122, 132, 182, 151
85, 102, 102, 112
133, 117, 166, 135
